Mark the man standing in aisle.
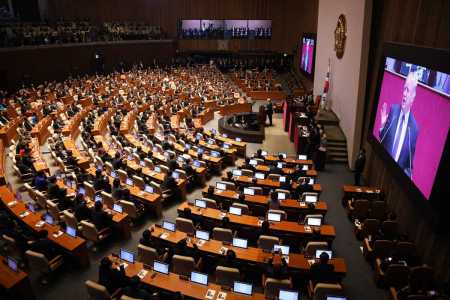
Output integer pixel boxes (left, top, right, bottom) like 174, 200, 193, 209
266, 98, 273, 126
354, 148, 366, 186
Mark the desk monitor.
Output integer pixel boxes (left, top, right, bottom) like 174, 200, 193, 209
255, 172, 265, 179
154, 166, 161, 173
177, 156, 185, 163
152, 146, 159, 153
223, 133, 228, 138
326, 297, 347, 300
235, 138, 242, 142
268, 212, 281, 222
278, 192, 286, 200
304, 193, 318, 203
125, 178, 133, 186
111, 171, 118, 179
249, 159, 257, 166
307, 217, 322, 226
26, 202, 35, 212
232, 169, 242, 176
193, 160, 201, 168
120, 249, 135, 263
223, 143, 230, 149
273, 244, 290, 256
243, 188, 254, 195
309, 178, 315, 185
140, 160, 146, 167
164, 152, 170, 159
211, 151, 220, 157
113, 203, 123, 213
144, 184, 154, 193
216, 182, 227, 190
190, 271, 208, 285
185, 144, 191, 150
172, 172, 180, 180
162, 220, 176, 232
66, 226, 76, 237
315, 250, 333, 259
195, 199, 206, 208
229, 206, 242, 216
261, 150, 268, 156
196, 133, 203, 139
44, 213, 54, 225
197, 148, 204, 154
280, 176, 287, 183
277, 162, 284, 169
78, 187, 86, 196
232, 237, 248, 249
302, 165, 309, 171
7, 257, 18, 272
298, 155, 307, 160
153, 260, 169, 274
233, 281, 253, 296
278, 152, 287, 158
195, 230, 210, 241
208, 139, 215, 145
127, 154, 133, 160
95, 194, 102, 203
279, 289, 300, 300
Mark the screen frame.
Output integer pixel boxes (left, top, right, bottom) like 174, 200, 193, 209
299, 32, 317, 79
367, 42, 450, 207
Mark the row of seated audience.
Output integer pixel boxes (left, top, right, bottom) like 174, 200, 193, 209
0, 20, 165, 47
180, 26, 271, 39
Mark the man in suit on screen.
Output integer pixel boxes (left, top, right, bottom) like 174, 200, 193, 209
379, 71, 420, 178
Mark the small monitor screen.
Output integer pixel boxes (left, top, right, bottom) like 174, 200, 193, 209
280, 176, 287, 183
279, 289, 300, 300
249, 159, 257, 166
309, 178, 315, 185
111, 171, 117, 179
307, 217, 322, 226
326, 297, 347, 300
193, 160, 201, 168
233, 281, 252, 295
120, 249, 135, 263
144, 185, 154, 193
216, 182, 226, 190
278, 192, 286, 200
153, 260, 169, 274
95, 194, 102, 203
232, 169, 242, 176
44, 214, 54, 225
232, 237, 248, 249
268, 213, 281, 222
211, 151, 220, 157
316, 250, 333, 259
177, 156, 185, 163
140, 160, 146, 167
243, 188, 254, 195
261, 150, 268, 156
127, 154, 133, 160
277, 162, 284, 169
154, 166, 161, 173
26, 202, 35, 212
7, 257, 18, 272
197, 148, 204, 154
298, 155, 307, 160
172, 172, 180, 179
278, 152, 287, 158
255, 172, 265, 179
113, 204, 123, 213
195, 230, 210, 241
208, 139, 214, 145
66, 226, 76, 237
235, 138, 242, 142
78, 187, 86, 196
185, 144, 191, 150
273, 244, 290, 256
153, 146, 158, 152
163, 220, 175, 232
305, 194, 318, 203
190, 271, 208, 285
223, 133, 228, 138
195, 199, 206, 208
223, 143, 230, 149
229, 206, 242, 215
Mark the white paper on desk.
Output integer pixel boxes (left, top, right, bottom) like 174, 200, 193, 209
20, 211, 30, 218
304, 225, 312, 232
53, 231, 63, 238
160, 233, 169, 239
217, 291, 227, 300
205, 289, 216, 299
137, 269, 148, 279
7, 201, 17, 207
219, 247, 228, 255
220, 212, 226, 219
35, 221, 45, 228
308, 259, 315, 265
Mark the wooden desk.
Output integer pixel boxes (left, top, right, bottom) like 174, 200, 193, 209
218, 102, 252, 116
0, 117, 21, 145
342, 185, 382, 203
0, 255, 35, 300
62, 138, 91, 169
28, 137, 49, 173
62, 106, 91, 138
252, 164, 318, 178
202, 187, 327, 218
114, 256, 266, 300
92, 108, 116, 136
178, 202, 336, 241
264, 155, 313, 166
151, 227, 346, 275
30, 116, 51, 145
0, 186, 90, 267
203, 130, 246, 157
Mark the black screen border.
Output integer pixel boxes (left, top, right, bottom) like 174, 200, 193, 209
299, 32, 316, 80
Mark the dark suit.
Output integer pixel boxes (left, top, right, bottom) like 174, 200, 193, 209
379, 105, 419, 177
310, 262, 336, 285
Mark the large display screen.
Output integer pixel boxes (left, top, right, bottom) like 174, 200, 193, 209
371, 56, 450, 200
180, 20, 271, 39
300, 34, 315, 77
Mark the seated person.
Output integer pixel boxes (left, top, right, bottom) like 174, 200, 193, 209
139, 229, 154, 248
265, 252, 289, 280
28, 230, 58, 260
269, 191, 280, 209
122, 276, 154, 300
65, 150, 78, 166
111, 178, 123, 200
112, 152, 124, 170
162, 171, 178, 193
94, 169, 110, 192
218, 249, 239, 269
310, 251, 336, 286
33, 170, 48, 191
74, 194, 91, 221
91, 201, 113, 230
98, 257, 127, 294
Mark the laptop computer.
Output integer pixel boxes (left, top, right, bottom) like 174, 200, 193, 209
120, 249, 135, 263
216, 182, 226, 190
232, 237, 248, 249
66, 226, 76, 237
113, 203, 123, 213
273, 244, 290, 256
268, 212, 281, 222
229, 206, 242, 216
255, 172, 265, 179
44, 213, 54, 225
249, 159, 257, 166
195, 230, 210, 241
144, 184, 154, 193
190, 271, 208, 285
195, 199, 206, 208
162, 220, 176, 232
307, 217, 322, 226
243, 188, 254, 195
153, 260, 169, 274
232, 169, 242, 176
233, 281, 253, 296
172, 172, 180, 180
279, 289, 300, 300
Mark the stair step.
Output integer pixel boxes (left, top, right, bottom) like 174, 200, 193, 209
328, 152, 348, 158
327, 157, 348, 163
327, 147, 347, 153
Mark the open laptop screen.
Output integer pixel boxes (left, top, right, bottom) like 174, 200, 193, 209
233, 281, 252, 296
120, 249, 135, 263
153, 261, 169, 274
232, 237, 248, 249
190, 271, 208, 285
162, 220, 176, 232
279, 289, 300, 300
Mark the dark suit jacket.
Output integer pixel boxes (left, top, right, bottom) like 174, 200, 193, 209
379, 105, 419, 177
310, 262, 336, 285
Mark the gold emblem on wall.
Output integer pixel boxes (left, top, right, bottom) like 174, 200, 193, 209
334, 14, 346, 59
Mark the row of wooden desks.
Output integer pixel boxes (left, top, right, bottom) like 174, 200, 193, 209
150, 226, 346, 275
203, 129, 246, 157
0, 186, 90, 267
178, 202, 336, 240
342, 185, 382, 202
202, 187, 327, 218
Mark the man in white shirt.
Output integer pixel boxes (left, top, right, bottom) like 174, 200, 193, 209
379, 72, 420, 178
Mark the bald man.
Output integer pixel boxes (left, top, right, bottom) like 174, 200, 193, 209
379, 72, 419, 178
